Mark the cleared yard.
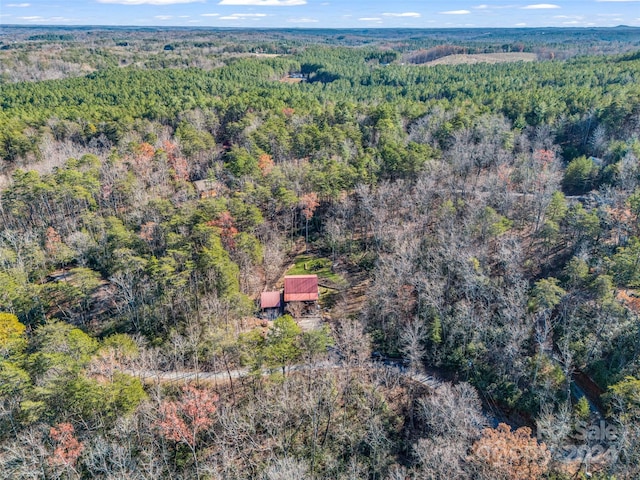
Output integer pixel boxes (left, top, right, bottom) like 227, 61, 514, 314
286, 255, 346, 286
279, 76, 305, 83
420, 52, 537, 66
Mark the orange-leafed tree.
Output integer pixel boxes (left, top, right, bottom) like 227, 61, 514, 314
300, 192, 319, 244
163, 140, 189, 181
258, 153, 274, 176
471, 423, 551, 480
139, 221, 157, 243
45, 226, 62, 255
208, 211, 238, 249
136, 142, 156, 159
129, 141, 156, 181
157, 384, 218, 479
49, 423, 84, 475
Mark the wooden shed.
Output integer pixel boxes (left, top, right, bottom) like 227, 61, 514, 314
260, 291, 283, 320
193, 179, 218, 199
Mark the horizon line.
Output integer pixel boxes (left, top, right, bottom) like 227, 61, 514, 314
2, 24, 639, 30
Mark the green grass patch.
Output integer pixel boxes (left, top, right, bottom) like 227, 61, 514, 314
286, 255, 347, 288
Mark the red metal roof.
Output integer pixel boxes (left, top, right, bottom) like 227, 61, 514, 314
261, 291, 282, 309
284, 275, 319, 302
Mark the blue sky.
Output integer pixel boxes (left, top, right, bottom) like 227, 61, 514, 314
2, 0, 640, 28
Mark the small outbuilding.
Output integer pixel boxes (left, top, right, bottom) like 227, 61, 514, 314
193, 179, 218, 199
260, 291, 283, 320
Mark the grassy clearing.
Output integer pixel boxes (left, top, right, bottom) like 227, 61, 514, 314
420, 52, 537, 66
286, 255, 348, 288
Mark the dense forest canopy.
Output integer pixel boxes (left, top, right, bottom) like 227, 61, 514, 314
1, 26, 640, 479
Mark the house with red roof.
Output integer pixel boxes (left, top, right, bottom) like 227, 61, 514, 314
284, 275, 319, 302
259, 274, 319, 319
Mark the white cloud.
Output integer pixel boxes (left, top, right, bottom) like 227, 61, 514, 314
359, 17, 381, 21
154, 15, 173, 19
6, 3, 31, 7
515, 22, 527, 25
201, 13, 220, 16
218, 0, 305, 5
474, 4, 518, 9
288, 17, 318, 22
440, 10, 471, 14
382, 12, 421, 17
219, 13, 268, 19
522, 4, 560, 9
18, 15, 42, 20
97, 0, 203, 4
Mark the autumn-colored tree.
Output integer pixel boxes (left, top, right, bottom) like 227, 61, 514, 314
139, 221, 157, 243
129, 142, 156, 180
157, 384, 218, 478
300, 192, 319, 221
299, 192, 319, 244
45, 226, 62, 255
157, 384, 218, 445
208, 211, 239, 249
136, 142, 155, 160
163, 140, 189, 181
258, 153, 274, 176
471, 423, 551, 480
49, 423, 84, 473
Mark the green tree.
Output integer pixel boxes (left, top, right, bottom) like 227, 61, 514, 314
176, 121, 215, 159
529, 278, 566, 312
611, 237, 640, 286
225, 146, 259, 178
0, 313, 27, 358
605, 376, 640, 422
567, 203, 601, 243
197, 230, 240, 297
574, 396, 590, 420
563, 156, 598, 195
546, 191, 568, 223
563, 256, 589, 288
264, 315, 302, 376
478, 206, 512, 240
300, 325, 333, 363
